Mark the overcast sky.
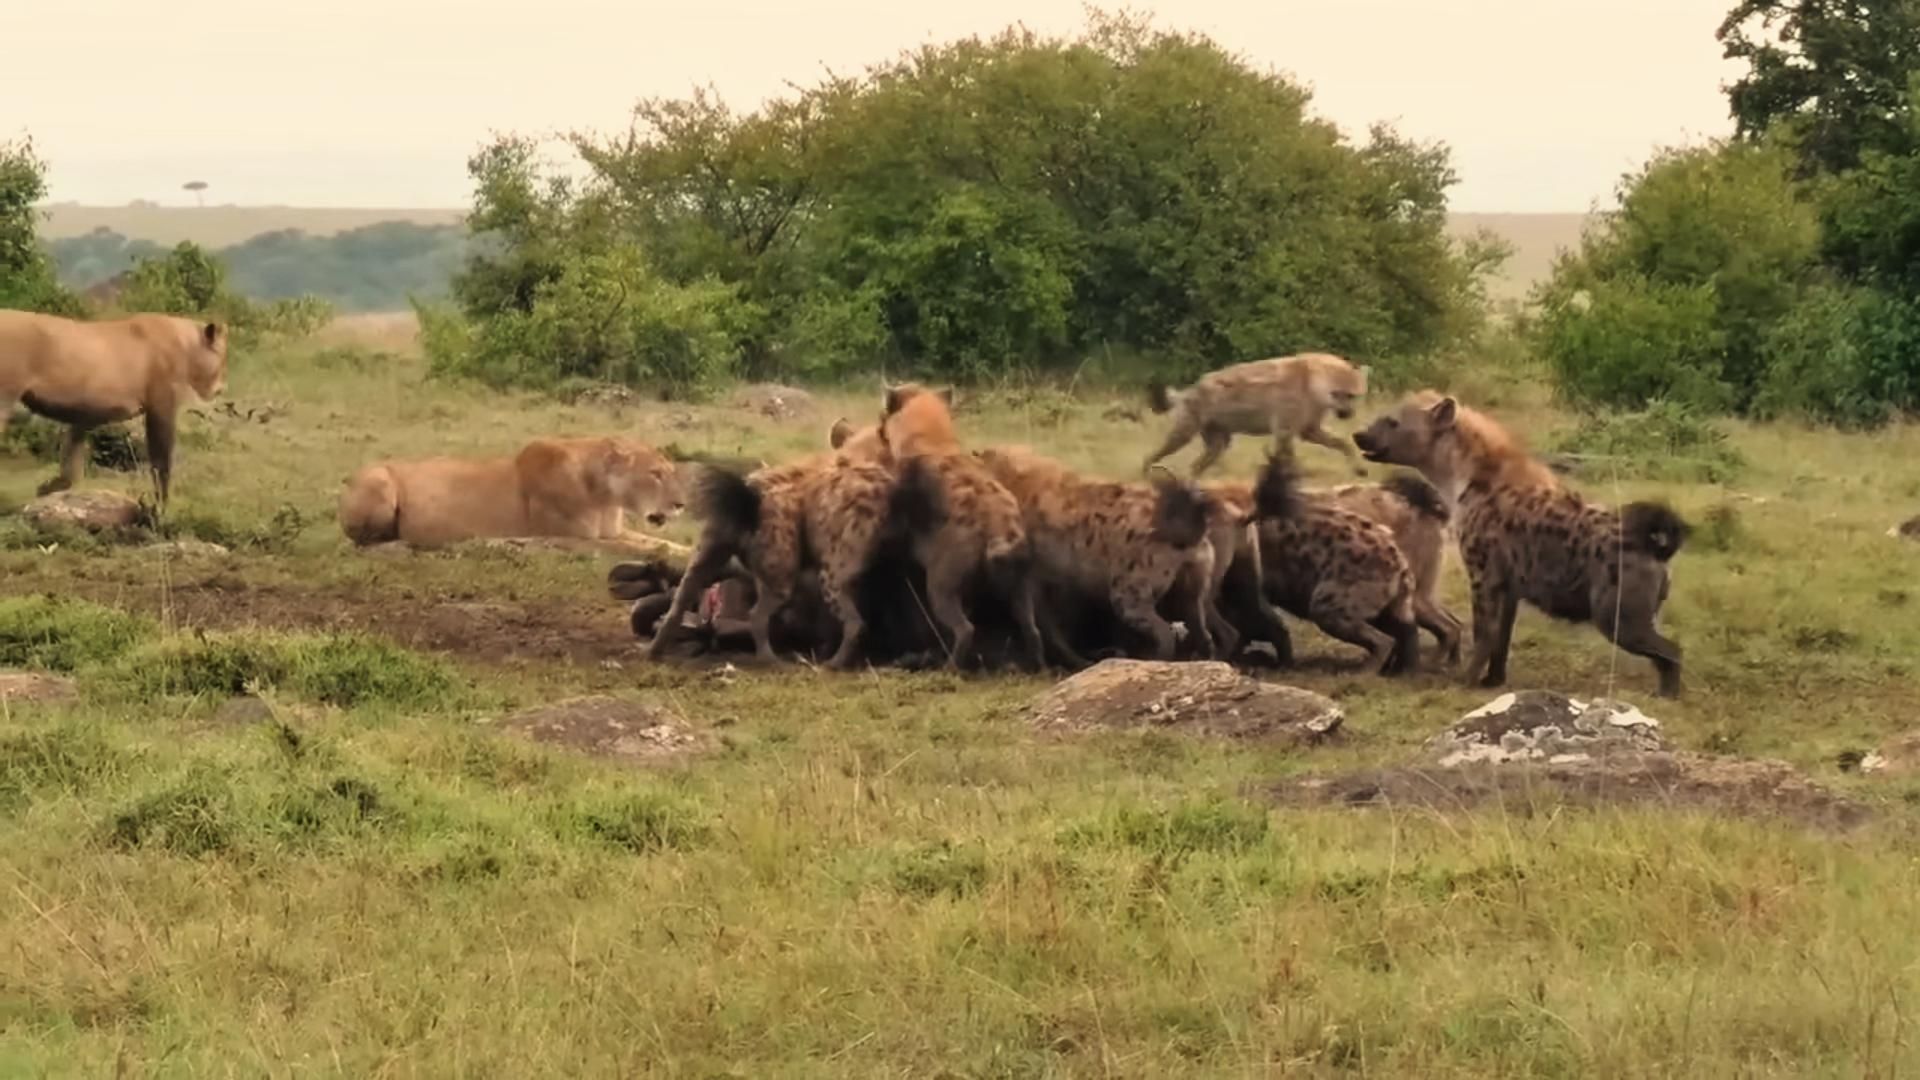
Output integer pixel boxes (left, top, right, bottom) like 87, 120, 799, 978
7, 0, 1741, 212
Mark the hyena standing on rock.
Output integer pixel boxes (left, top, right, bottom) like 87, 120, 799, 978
1353, 392, 1689, 698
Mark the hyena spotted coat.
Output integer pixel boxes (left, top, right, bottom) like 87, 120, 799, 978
973, 446, 1220, 666
1353, 391, 1689, 697
1144, 352, 1371, 477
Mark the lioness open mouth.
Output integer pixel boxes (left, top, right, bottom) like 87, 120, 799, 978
645, 511, 668, 526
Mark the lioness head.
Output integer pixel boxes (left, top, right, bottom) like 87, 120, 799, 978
1306, 354, 1368, 420
1353, 391, 1454, 468
186, 321, 229, 403
602, 439, 686, 527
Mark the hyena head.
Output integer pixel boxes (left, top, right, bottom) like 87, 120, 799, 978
829, 417, 892, 466
1352, 391, 1456, 470
1308, 354, 1369, 420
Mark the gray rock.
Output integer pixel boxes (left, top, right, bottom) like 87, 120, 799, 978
1890, 516, 1920, 541
1029, 658, 1343, 742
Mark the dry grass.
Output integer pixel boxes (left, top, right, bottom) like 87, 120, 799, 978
3, 320, 1920, 1075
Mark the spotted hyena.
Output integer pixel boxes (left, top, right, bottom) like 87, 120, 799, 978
1310, 473, 1464, 665
643, 449, 900, 669
972, 446, 1220, 666
878, 384, 1046, 670
1353, 392, 1688, 697
1234, 455, 1421, 674
1144, 353, 1371, 477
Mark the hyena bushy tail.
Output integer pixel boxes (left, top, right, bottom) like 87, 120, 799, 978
1620, 501, 1690, 562
886, 456, 947, 539
1380, 472, 1450, 524
1146, 469, 1213, 548
1250, 453, 1304, 522
690, 465, 763, 542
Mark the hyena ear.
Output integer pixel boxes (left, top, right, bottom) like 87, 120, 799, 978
829, 418, 853, 449
883, 385, 908, 416
1429, 396, 1458, 429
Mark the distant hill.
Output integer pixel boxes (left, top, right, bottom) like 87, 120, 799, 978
1447, 212, 1591, 303
37, 204, 1592, 310
38, 204, 466, 249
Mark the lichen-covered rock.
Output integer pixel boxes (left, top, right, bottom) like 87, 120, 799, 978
1428, 690, 1665, 767
498, 695, 712, 763
22, 490, 143, 532
1029, 659, 1343, 742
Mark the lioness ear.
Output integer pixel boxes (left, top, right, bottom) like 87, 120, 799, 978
829, 418, 853, 449
203, 322, 221, 348
1429, 396, 1458, 429
883, 385, 907, 416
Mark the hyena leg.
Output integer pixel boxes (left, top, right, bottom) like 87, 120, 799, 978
1114, 584, 1179, 661
922, 548, 978, 670
1143, 409, 1201, 473
1174, 573, 1217, 660
746, 577, 793, 664
1188, 426, 1233, 478
1309, 588, 1398, 673
643, 539, 734, 660
1375, 606, 1421, 676
1414, 594, 1465, 667
1301, 423, 1367, 475
1463, 577, 1521, 688
818, 561, 868, 671
1594, 584, 1684, 698
1000, 568, 1046, 673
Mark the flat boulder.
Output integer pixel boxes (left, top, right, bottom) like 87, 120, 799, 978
22, 490, 144, 533
498, 695, 713, 764
0, 671, 79, 705
1427, 690, 1665, 766
1029, 659, 1343, 743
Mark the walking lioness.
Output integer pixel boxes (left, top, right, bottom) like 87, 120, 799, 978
1, 309, 229, 504
339, 436, 684, 548
1144, 352, 1370, 477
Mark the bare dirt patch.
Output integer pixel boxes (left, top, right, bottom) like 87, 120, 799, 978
1030, 659, 1344, 744
496, 695, 714, 764
0, 671, 79, 706
1272, 752, 1870, 830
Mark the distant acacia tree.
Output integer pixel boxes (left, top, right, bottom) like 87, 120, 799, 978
183, 180, 208, 207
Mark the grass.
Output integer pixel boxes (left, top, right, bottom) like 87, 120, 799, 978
3, 320, 1920, 1073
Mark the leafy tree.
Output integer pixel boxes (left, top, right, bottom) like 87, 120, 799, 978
0, 137, 82, 315
545, 10, 1497, 382
1718, 0, 1920, 172
1532, 138, 1820, 410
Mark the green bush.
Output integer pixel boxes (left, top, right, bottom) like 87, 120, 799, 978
424, 244, 742, 397
0, 136, 84, 316
0, 596, 155, 672
1536, 277, 1732, 411
1551, 400, 1748, 484
104, 764, 236, 857
1752, 285, 1920, 428
117, 241, 335, 344
560, 790, 711, 854
0, 725, 128, 813
1062, 799, 1271, 858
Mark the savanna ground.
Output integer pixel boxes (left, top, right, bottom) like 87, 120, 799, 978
4, 315, 1920, 1076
